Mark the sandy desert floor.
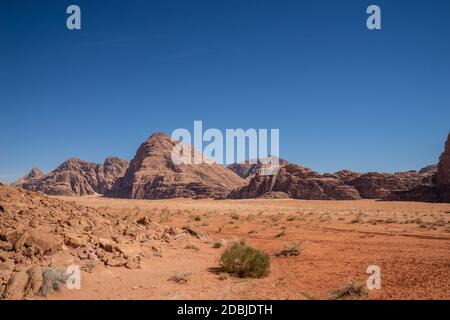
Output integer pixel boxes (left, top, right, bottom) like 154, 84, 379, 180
49, 196, 450, 300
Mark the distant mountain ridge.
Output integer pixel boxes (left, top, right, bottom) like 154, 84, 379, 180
11, 131, 449, 203
12, 157, 128, 196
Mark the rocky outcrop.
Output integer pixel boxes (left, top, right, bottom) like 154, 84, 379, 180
11, 168, 44, 191
388, 133, 450, 203
0, 183, 213, 299
343, 171, 427, 199
419, 165, 438, 175
228, 158, 289, 180
228, 164, 361, 200
106, 132, 246, 199
434, 133, 450, 186
12, 157, 128, 196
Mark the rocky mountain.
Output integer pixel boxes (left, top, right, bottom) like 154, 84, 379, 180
10, 168, 44, 190
388, 133, 450, 203
434, 133, 450, 186
105, 132, 246, 199
12, 157, 128, 196
228, 163, 361, 200
228, 162, 438, 201
343, 171, 428, 199
228, 158, 289, 180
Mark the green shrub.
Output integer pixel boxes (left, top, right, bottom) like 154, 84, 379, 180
220, 242, 270, 278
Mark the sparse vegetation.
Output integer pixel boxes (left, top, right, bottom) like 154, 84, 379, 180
350, 214, 363, 224
184, 243, 199, 251
275, 230, 285, 238
168, 272, 191, 284
275, 243, 300, 257
220, 242, 270, 278
212, 241, 222, 249
329, 281, 368, 300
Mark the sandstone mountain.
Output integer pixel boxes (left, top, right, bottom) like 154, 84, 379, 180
228, 163, 361, 200
106, 132, 246, 199
342, 171, 429, 199
434, 133, 450, 186
228, 163, 436, 201
12, 157, 128, 196
388, 132, 450, 203
10, 168, 44, 190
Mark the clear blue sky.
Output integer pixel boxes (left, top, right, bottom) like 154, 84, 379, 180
1, 0, 449, 183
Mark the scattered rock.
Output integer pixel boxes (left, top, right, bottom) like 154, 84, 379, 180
64, 233, 87, 249
0, 241, 13, 252
106, 257, 127, 268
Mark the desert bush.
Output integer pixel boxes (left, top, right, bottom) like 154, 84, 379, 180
193, 215, 201, 221
328, 281, 368, 300
275, 230, 285, 238
220, 242, 270, 278
168, 272, 191, 284
212, 242, 222, 249
184, 243, 199, 251
275, 243, 300, 257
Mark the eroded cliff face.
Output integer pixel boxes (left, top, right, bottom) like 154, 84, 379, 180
388, 132, 450, 203
434, 133, 450, 186
228, 164, 361, 200
106, 132, 246, 199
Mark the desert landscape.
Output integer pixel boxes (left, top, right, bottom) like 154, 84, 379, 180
1, 132, 449, 300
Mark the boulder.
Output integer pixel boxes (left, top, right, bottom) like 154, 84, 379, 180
1, 271, 28, 300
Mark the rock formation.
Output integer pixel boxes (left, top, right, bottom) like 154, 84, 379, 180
434, 133, 450, 186
12, 157, 128, 196
228, 158, 289, 180
228, 163, 361, 200
11, 168, 44, 191
106, 132, 246, 199
388, 133, 450, 202
343, 171, 428, 199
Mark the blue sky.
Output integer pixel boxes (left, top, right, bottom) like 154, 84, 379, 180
1, 0, 449, 183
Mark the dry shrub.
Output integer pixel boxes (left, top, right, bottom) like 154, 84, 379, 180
212, 242, 222, 249
275, 243, 300, 257
329, 281, 368, 300
220, 242, 270, 278
168, 272, 191, 284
